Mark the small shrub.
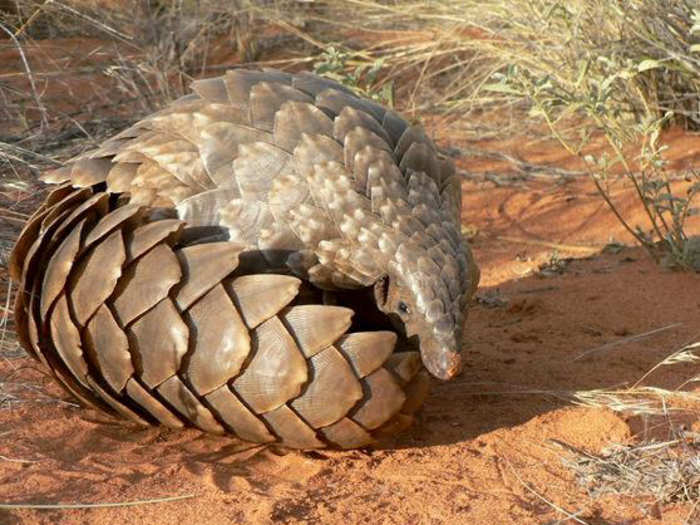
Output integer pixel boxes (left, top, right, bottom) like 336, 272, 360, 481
477, 1, 700, 269
313, 46, 394, 107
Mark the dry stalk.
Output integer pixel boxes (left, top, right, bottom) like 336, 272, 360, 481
552, 430, 700, 508
0, 21, 48, 132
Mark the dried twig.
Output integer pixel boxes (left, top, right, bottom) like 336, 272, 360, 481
504, 458, 590, 524
574, 323, 684, 361
457, 145, 586, 179
0, 142, 63, 166
0, 494, 196, 509
0, 454, 40, 464
634, 340, 700, 388
49, 1, 135, 44
0, 22, 49, 132
13, 0, 53, 38
496, 236, 603, 254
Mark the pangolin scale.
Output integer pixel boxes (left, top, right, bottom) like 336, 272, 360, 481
10, 68, 479, 449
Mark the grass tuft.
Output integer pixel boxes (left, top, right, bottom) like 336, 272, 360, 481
553, 431, 700, 509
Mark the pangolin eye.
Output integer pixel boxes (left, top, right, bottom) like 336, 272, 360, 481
398, 301, 410, 315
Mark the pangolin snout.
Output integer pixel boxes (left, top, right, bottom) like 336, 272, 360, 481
420, 335, 463, 380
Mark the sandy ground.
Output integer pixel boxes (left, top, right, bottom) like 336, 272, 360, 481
1, 166, 699, 524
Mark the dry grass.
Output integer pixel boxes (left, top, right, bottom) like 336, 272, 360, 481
556, 434, 700, 504
2, 1, 698, 129
562, 339, 700, 518
552, 430, 700, 524
0, 1, 315, 143
572, 339, 700, 416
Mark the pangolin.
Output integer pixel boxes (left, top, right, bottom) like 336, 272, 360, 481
9, 69, 479, 448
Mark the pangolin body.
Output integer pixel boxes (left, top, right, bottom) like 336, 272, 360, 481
10, 69, 479, 448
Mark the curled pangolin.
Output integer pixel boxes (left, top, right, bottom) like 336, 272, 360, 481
10, 69, 479, 449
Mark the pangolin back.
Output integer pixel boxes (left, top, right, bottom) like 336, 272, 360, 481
10, 69, 478, 448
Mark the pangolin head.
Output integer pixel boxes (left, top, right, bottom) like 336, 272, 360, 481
372, 237, 479, 381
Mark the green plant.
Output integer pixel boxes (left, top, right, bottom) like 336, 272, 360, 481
486, 62, 699, 269
313, 46, 394, 107
477, 1, 700, 269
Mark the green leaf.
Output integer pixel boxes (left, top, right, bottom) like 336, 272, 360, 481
691, 9, 700, 34
655, 193, 677, 202
575, 59, 590, 86
482, 83, 522, 95
600, 74, 618, 93
637, 59, 663, 72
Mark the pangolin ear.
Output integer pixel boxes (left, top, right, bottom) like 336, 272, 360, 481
373, 275, 390, 308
